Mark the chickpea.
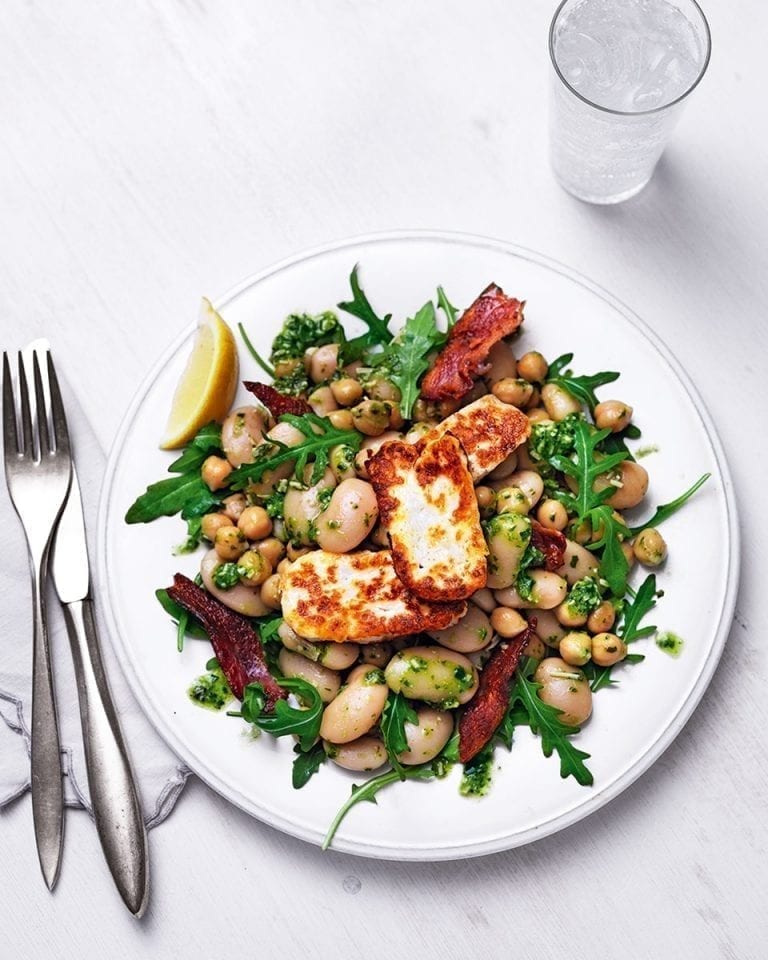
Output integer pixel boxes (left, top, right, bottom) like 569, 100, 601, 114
559, 632, 592, 666
467, 488, 493, 524
327, 408, 354, 430
260, 573, 282, 610
351, 399, 392, 437
255, 536, 285, 567
331, 377, 363, 407
222, 493, 247, 522
388, 403, 405, 430
201, 512, 231, 541
411, 399, 434, 422
366, 377, 401, 402
527, 407, 550, 425
274, 358, 301, 379
517, 351, 549, 382
554, 600, 588, 628
286, 543, 311, 562
276, 557, 293, 575
214, 524, 247, 561
534, 657, 592, 726
360, 642, 393, 667
592, 632, 627, 667
587, 600, 615, 634
492, 378, 535, 408
541, 383, 582, 421
496, 485, 531, 516
490, 606, 528, 638
237, 550, 272, 586
527, 386, 541, 409
484, 341, 518, 386
309, 343, 339, 383
238, 505, 272, 541
308, 385, 338, 416
201, 455, 232, 491
536, 498, 568, 531
633, 528, 667, 566
522, 634, 546, 660
594, 400, 633, 433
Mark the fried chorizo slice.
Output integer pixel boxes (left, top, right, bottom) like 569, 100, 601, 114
458, 621, 536, 763
530, 520, 567, 572
166, 573, 285, 708
420, 284, 524, 400
244, 381, 312, 417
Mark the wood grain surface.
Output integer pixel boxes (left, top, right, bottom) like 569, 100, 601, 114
1, 1, 765, 957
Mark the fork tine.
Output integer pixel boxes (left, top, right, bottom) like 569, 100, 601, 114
17, 353, 34, 458
32, 351, 51, 455
2, 352, 20, 457
46, 351, 70, 457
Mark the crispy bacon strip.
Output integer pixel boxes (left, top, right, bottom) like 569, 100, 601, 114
166, 573, 285, 708
420, 284, 524, 400
458, 621, 536, 763
244, 381, 311, 417
530, 521, 567, 572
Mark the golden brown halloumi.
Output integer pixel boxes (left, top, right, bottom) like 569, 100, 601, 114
368, 434, 487, 601
421, 394, 530, 481
280, 549, 466, 642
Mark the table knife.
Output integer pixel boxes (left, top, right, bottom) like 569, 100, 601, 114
51, 464, 149, 917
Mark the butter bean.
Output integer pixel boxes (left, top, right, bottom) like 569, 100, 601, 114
384, 646, 478, 706
428, 604, 493, 653
200, 549, 269, 617
325, 736, 388, 772
315, 478, 378, 553
319, 664, 388, 744
277, 649, 341, 704
399, 708, 454, 765
484, 513, 531, 589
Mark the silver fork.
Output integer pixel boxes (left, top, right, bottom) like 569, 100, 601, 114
2, 347, 72, 890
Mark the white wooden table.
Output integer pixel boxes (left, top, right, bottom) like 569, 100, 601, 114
2, 2, 766, 957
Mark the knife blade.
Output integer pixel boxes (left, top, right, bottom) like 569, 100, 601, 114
51, 463, 149, 916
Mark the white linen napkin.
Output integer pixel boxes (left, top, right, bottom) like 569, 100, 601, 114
0, 375, 190, 827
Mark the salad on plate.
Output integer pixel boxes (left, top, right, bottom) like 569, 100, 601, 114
125, 267, 707, 848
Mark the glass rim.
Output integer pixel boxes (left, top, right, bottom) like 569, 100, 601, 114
548, 0, 712, 117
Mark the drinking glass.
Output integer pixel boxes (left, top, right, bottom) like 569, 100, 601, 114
549, 0, 711, 204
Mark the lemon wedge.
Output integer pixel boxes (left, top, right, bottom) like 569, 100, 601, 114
160, 298, 239, 449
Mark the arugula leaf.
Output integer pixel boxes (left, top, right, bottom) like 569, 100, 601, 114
378, 301, 446, 419
155, 588, 207, 653
125, 423, 223, 524
511, 658, 593, 786
238, 321, 275, 378
173, 516, 204, 555
546, 353, 620, 413
228, 412, 362, 490
587, 504, 631, 596
628, 473, 710, 536
551, 418, 629, 519
436, 286, 459, 328
597, 423, 641, 462
167, 423, 223, 474
236, 677, 323, 751
380, 691, 419, 777
337, 265, 393, 362
292, 741, 326, 789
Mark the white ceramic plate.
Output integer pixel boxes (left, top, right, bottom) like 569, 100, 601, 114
97, 231, 738, 860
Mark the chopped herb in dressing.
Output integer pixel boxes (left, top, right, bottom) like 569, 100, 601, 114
188, 664, 232, 710
655, 631, 684, 657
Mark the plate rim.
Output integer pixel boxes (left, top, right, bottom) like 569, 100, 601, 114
96, 229, 740, 860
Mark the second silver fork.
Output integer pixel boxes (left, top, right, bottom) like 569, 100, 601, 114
2, 347, 72, 890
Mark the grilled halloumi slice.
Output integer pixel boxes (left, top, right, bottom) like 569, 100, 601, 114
368, 434, 487, 601
421, 394, 530, 481
281, 549, 466, 642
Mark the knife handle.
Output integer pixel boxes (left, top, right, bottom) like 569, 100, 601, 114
63, 599, 149, 916
30, 553, 64, 891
